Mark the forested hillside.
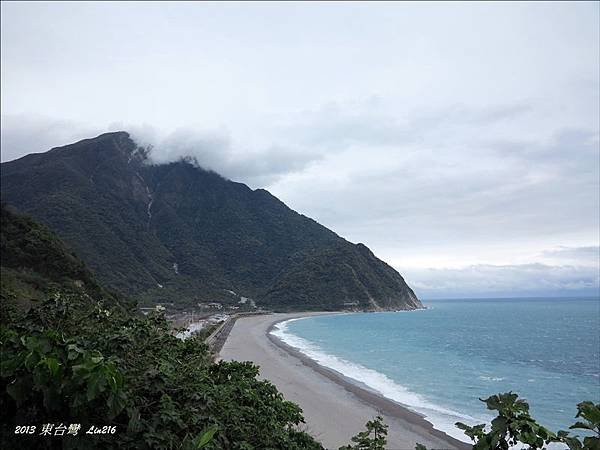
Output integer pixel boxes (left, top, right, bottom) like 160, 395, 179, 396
0, 204, 127, 312
1, 132, 421, 311
0, 205, 324, 449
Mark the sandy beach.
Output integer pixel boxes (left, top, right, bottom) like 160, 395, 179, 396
219, 312, 470, 450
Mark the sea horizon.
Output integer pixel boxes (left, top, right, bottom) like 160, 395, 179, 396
420, 295, 600, 301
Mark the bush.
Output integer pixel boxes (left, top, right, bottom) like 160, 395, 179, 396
416, 392, 599, 450
1, 291, 323, 449
339, 415, 388, 450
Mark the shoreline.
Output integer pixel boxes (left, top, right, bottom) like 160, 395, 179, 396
266, 314, 470, 450
220, 311, 471, 450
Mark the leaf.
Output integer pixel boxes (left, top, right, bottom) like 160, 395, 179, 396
127, 407, 142, 433
455, 422, 470, 431
491, 415, 508, 432
576, 402, 600, 426
582, 436, 600, 450
107, 391, 127, 419
563, 436, 584, 450
44, 357, 60, 377
196, 425, 218, 449
24, 351, 39, 369
67, 344, 83, 360
570, 421, 594, 431
6, 378, 32, 405
86, 371, 106, 401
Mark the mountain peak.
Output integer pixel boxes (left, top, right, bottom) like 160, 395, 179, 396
1, 134, 422, 312
50, 130, 131, 151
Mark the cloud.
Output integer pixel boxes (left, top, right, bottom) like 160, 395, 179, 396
275, 101, 535, 149
541, 246, 600, 265
401, 263, 600, 299
129, 126, 323, 187
0, 1, 598, 299
0, 116, 322, 187
270, 102, 599, 241
0, 114, 102, 162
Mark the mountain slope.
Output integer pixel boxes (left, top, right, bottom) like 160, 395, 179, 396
1, 131, 421, 311
0, 206, 325, 450
0, 203, 128, 313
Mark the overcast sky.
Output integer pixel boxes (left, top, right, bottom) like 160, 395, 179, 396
1, 1, 599, 298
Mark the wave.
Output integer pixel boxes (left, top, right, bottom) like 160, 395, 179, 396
479, 375, 505, 381
271, 317, 490, 443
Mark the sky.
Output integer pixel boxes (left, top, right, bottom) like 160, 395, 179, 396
1, 1, 599, 298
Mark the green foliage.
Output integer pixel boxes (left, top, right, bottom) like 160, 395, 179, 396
0, 206, 323, 449
194, 425, 219, 449
2, 317, 126, 422
455, 392, 556, 449
339, 415, 388, 450
263, 242, 421, 311
0, 203, 128, 312
556, 402, 600, 450
1, 293, 324, 449
416, 393, 599, 450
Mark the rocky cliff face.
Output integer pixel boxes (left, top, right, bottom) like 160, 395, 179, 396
1, 132, 422, 311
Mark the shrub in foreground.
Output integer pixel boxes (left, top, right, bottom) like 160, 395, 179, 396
414, 392, 599, 450
1, 292, 323, 449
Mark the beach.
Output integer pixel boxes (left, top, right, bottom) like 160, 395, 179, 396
219, 312, 470, 450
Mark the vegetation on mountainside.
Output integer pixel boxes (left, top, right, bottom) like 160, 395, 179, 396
0, 204, 128, 312
1, 206, 323, 449
263, 242, 420, 311
1, 131, 420, 311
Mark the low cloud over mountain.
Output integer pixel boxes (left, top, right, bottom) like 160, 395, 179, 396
2, 2, 597, 298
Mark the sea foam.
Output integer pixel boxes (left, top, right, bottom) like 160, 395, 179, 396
271, 317, 488, 443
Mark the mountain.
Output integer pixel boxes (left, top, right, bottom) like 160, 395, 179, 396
0, 203, 128, 313
0, 201, 325, 450
0, 131, 421, 311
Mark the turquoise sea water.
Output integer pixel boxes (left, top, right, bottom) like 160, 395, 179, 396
271, 298, 600, 442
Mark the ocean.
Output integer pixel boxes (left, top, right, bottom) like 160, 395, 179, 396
271, 297, 600, 443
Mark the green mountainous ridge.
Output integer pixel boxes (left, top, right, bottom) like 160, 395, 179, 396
1, 131, 421, 311
0, 203, 129, 313
0, 197, 327, 450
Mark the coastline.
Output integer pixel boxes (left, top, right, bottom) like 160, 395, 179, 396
220, 312, 471, 450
